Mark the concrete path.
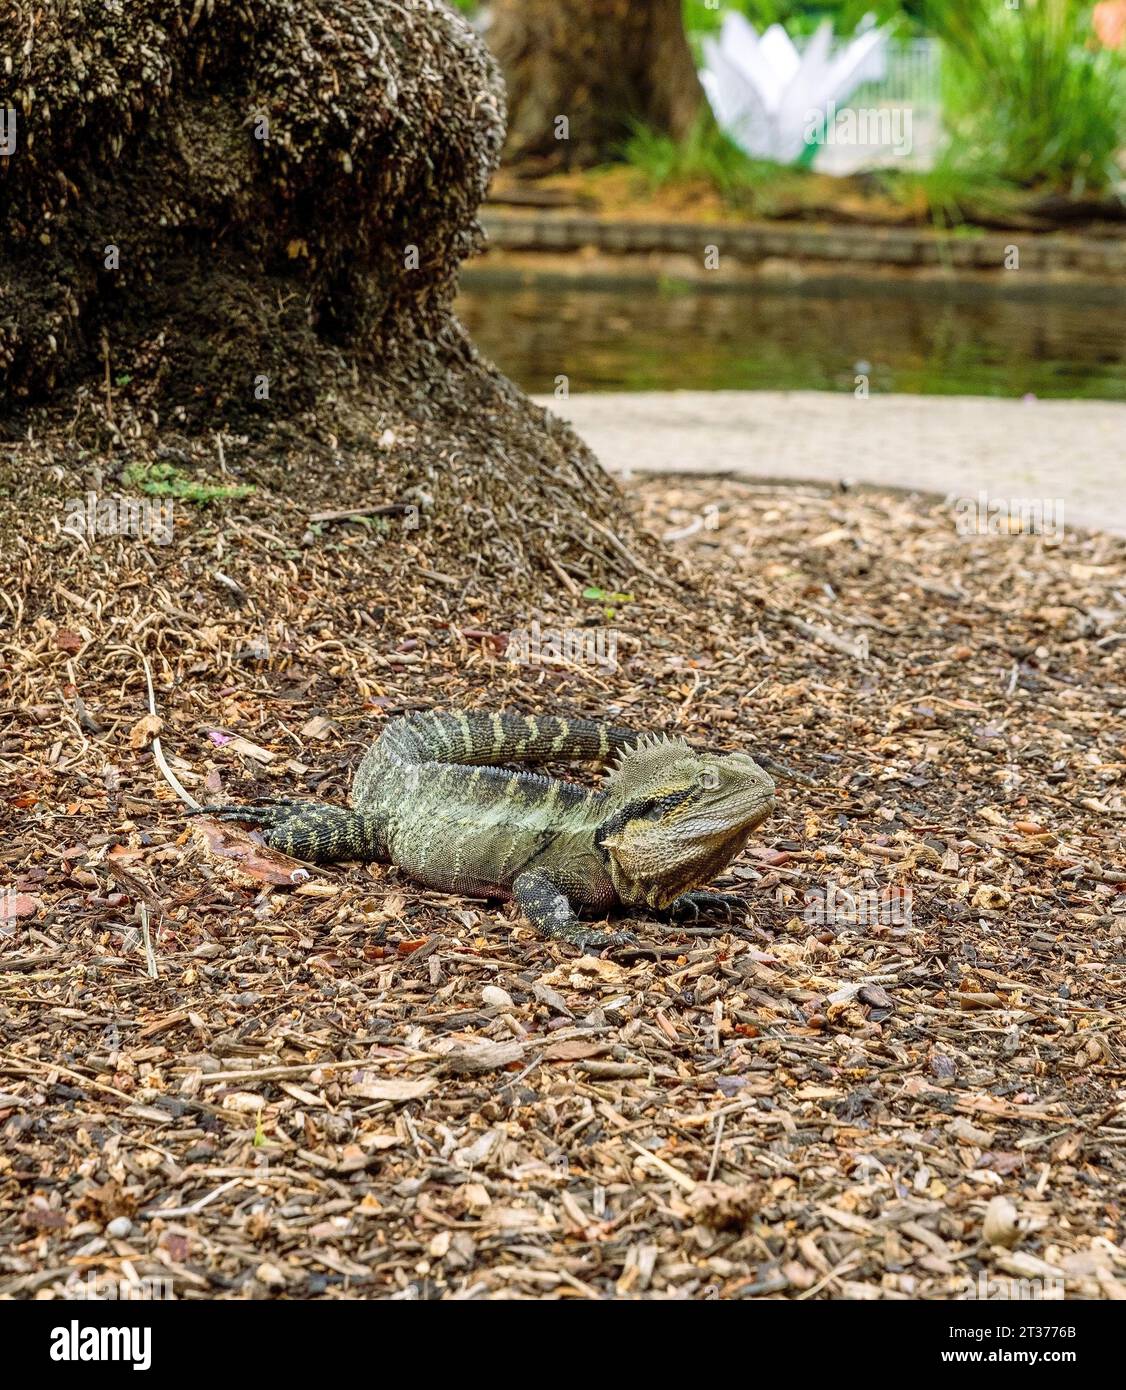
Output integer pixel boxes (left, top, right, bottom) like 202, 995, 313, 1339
536, 391, 1126, 536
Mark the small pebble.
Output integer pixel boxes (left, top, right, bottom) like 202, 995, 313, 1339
983, 1195, 1021, 1248
256, 1261, 286, 1288
105, 1217, 133, 1239
481, 985, 514, 1010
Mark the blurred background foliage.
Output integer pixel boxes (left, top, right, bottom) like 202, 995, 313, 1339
459, 2, 1125, 401
930, 0, 1126, 194
461, 0, 1125, 214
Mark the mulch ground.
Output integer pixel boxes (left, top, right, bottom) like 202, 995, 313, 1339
2, 456, 1125, 1300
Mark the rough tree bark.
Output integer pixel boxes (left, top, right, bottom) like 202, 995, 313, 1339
489, 0, 707, 170
0, 0, 672, 589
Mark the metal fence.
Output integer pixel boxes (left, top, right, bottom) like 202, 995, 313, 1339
852, 37, 943, 110
795, 35, 943, 110
795, 34, 944, 171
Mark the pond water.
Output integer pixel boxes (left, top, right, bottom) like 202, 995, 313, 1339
457, 272, 1126, 401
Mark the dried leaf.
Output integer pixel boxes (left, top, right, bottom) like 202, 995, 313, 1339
129, 713, 163, 748
192, 817, 311, 887
0, 893, 39, 921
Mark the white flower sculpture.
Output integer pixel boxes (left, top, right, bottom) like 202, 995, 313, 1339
700, 12, 889, 165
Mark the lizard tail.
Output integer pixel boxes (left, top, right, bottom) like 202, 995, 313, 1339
370, 710, 640, 769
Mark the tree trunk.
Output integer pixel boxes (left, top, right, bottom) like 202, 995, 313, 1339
490, 0, 706, 170
0, 0, 674, 591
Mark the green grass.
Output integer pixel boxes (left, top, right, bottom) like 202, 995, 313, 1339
122, 461, 255, 504
928, 0, 1126, 194
620, 116, 802, 209
879, 154, 1021, 229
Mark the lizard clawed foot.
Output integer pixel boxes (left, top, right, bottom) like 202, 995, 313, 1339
558, 923, 636, 952
667, 890, 748, 924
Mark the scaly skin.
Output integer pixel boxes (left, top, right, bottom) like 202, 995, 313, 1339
194, 711, 777, 949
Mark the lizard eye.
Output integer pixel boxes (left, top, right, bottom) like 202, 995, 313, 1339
700, 768, 720, 790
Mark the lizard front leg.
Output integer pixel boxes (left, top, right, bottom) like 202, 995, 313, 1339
664, 890, 748, 923
512, 868, 633, 951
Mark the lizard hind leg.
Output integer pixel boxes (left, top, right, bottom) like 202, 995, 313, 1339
512, 868, 633, 951
192, 800, 388, 865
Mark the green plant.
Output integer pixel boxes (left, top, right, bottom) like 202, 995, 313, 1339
122, 461, 255, 504
683, 2, 920, 41
928, 0, 1126, 193
621, 115, 787, 201
880, 152, 1019, 228
583, 585, 635, 620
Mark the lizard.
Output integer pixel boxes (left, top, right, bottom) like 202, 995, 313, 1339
192, 710, 777, 950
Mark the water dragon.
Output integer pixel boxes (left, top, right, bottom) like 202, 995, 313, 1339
193, 710, 777, 949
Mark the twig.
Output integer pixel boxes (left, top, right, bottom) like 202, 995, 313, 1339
416, 566, 460, 587
101, 331, 114, 424
545, 553, 582, 597
137, 650, 199, 809
0, 1053, 135, 1103
756, 754, 817, 787
0, 950, 66, 972
139, 1177, 245, 1221
139, 903, 158, 979
308, 503, 415, 524
707, 1111, 726, 1183
783, 613, 868, 661
584, 514, 678, 591
628, 1139, 697, 1193
185, 1059, 421, 1086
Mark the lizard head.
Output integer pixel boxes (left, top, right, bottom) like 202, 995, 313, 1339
597, 735, 776, 910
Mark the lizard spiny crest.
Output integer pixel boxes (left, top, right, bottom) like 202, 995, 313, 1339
607, 732, 695, 791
